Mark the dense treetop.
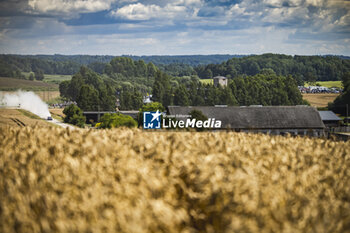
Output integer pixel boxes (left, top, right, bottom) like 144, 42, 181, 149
152, 70, 305, 108
195, 54, 350, 83
329, 72, 350, 115
60, 67, 116, 111
0, 54, 241, 77
0, 53, 342, 112
1, 54, 350, 83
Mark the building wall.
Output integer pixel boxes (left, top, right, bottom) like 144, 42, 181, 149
323, 120, 341, 128
213, 78, 228, 87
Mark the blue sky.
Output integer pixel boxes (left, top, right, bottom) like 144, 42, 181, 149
0, 0, 349, 55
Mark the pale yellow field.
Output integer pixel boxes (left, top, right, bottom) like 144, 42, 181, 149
0, 109, 51, 127
49, 108, 65, 119
34, 91, 60, 102
302, 93, 339, 107
200, 79, 213, 85
0, 127, 349, 233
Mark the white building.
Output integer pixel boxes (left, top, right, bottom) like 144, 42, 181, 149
213, 76, 228, 87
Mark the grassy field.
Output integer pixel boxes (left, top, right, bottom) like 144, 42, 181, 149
0, 76, 60, 102
22, 72, 71, 84
200, 79, 213, 85
302, 93, 339, 107
43, 74, 72, 85
0, 77, 58, 91
0, 109, 52, 127
305, 81, 343, 88
0, 127, 349, 232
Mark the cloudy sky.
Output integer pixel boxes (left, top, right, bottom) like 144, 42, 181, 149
0, 0, 349, 55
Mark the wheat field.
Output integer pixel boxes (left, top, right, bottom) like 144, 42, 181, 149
0, 109, 51, 128
302, 94, 339, 107
0, 127, 349, 233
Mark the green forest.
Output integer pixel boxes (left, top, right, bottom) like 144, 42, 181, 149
152, 70, 305, 107
0, 54, 239, 77
1, 54, 349, 113
195, 54, 350, 83
328, 72, 350, 115
1, 54, 350, 83
58, 57, 305, 111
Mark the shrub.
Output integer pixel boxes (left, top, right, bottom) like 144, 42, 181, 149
63, 104, 86, 128
99, 113, 137, 128
139, 102, 165, 112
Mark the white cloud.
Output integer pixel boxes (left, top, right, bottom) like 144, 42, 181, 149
28, 0, 116, 14
119, 0, 138, 2
336, 14, 350, 26
262, 6, 310, 24
305, 0, 324, 6
2, 24, 349, 56
1, 0, 350, 55
111, 3, 161, 20
173, 0, 202, 6
228, 4, 245, 16
110, 1, 194, 20
263, 0, 283, 7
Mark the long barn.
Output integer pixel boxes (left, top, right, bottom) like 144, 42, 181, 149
167, 106, 325, 136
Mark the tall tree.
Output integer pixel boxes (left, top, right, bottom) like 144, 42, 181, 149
61, 67, 116, 111
34, 70, 44, 81
329, 72, 350, 115
59, 80, 70, 99
283, 75, 303, 105
29, 72, 35, 81
174, 85, 189, 106
152, 71, 172, 107
147, 62, 158, 77
76, 84, 100, 111
68, 73, 84, 101
219, 87, 238, 106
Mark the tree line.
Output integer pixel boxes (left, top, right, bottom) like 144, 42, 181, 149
59, 57, 162, 111
195, 54, 350, 83
328, 72, 350, 115
0, 54, 239, 77
2, 54, 350, 84
152, 69, 305, 107
58, 56, 306, 112
59, 67, 116, 111
0, 55, 82, 77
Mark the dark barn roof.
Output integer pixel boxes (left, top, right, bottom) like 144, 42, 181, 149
168, 106, 325, 129
318, 111, 342, 121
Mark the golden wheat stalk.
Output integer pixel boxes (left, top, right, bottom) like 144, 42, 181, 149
0, 126, 349, 233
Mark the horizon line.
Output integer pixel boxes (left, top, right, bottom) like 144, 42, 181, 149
1, 53, 349, 57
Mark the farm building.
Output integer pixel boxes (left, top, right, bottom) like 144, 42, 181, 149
213, 76, 228, 87
318, 111, 342, 127
168, 106, 325, 136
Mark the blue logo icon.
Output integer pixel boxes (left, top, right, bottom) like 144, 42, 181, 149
143, 111, 162, 129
